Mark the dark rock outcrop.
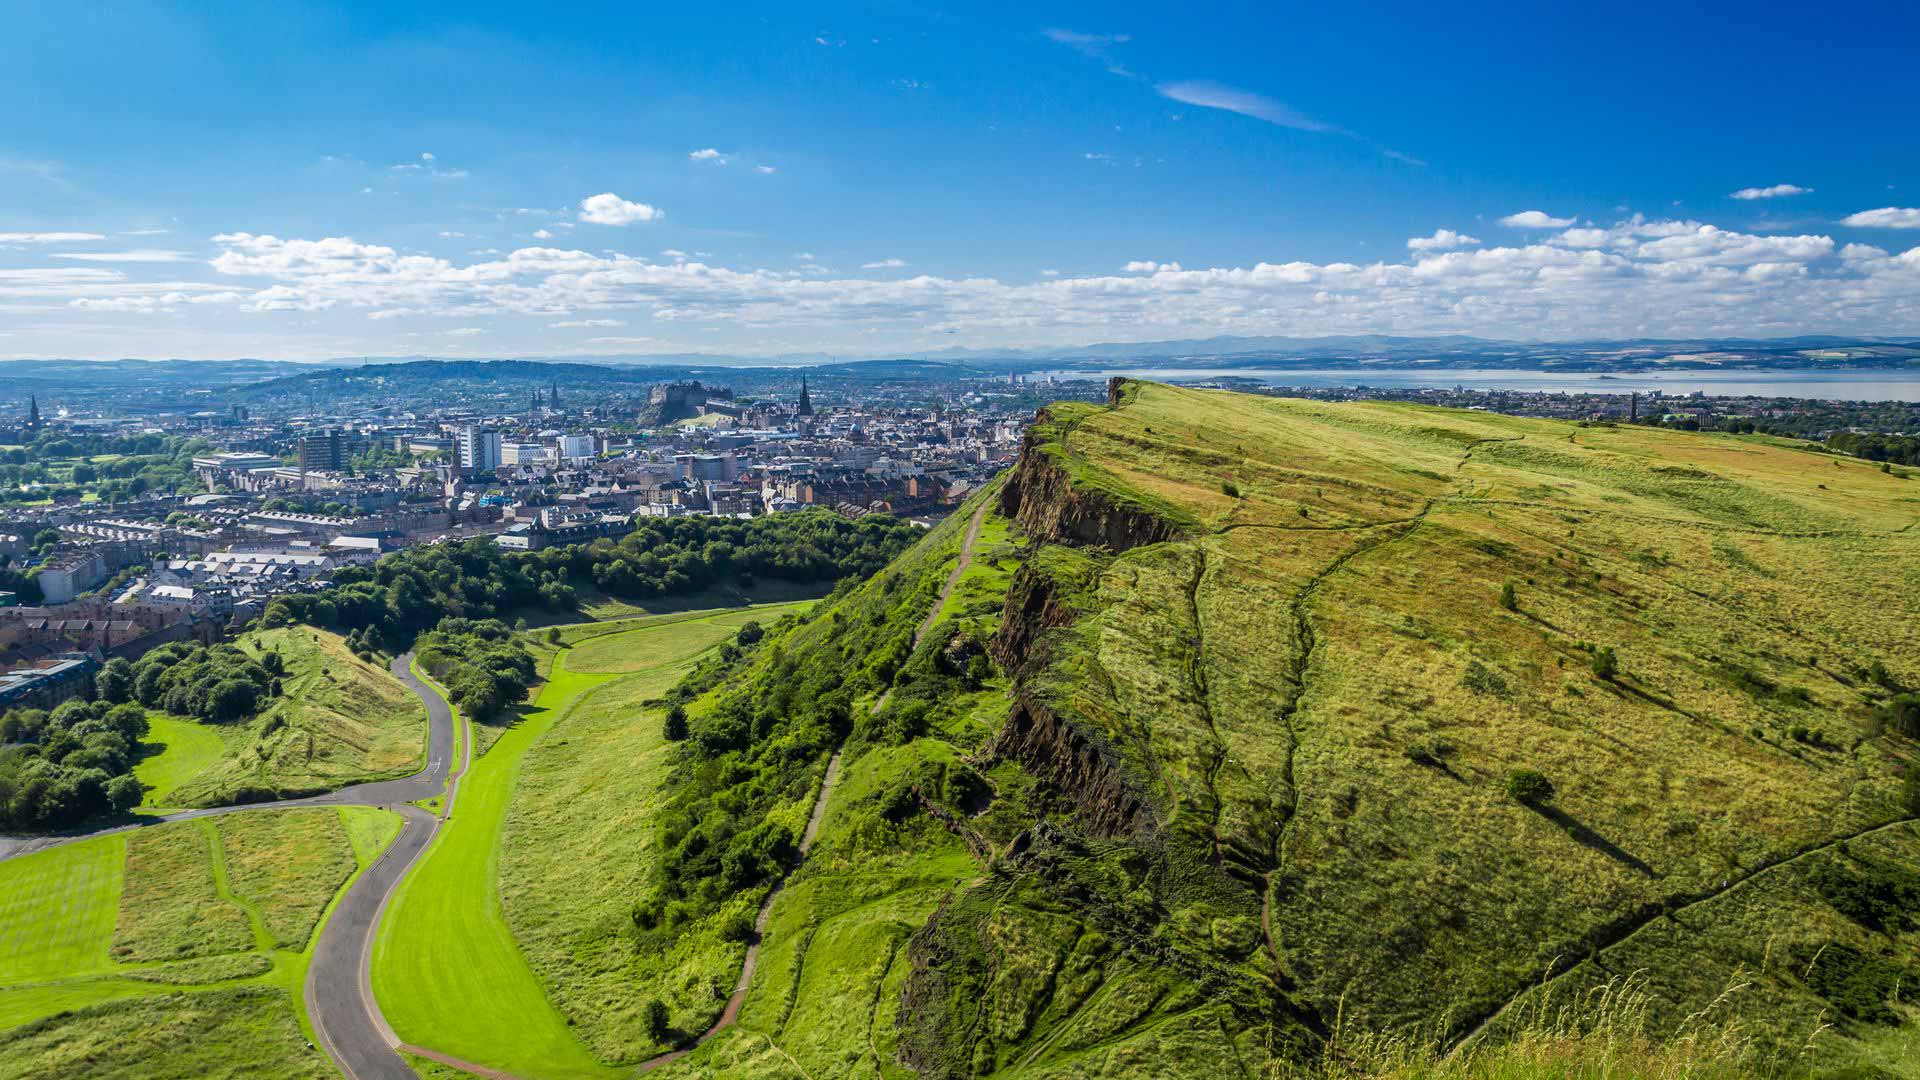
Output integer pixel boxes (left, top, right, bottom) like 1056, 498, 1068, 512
987, 689, 1155, 840
988, 563, 1078, 678
997, 423, 1182, 552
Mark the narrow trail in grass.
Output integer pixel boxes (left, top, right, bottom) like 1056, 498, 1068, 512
639, 500, 990, 1075
1447, 814, 1920, 1055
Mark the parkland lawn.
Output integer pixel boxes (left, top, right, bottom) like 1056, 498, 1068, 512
0, 806, 401, 1075
372, 601, 811, 1076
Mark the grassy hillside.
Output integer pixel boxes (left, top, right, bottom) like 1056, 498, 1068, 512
0, 806, 400, 1077
155, 628, 426, 806
626, 381, 1918, 1079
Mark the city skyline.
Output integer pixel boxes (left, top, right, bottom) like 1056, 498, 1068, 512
4, 2, 1920, 360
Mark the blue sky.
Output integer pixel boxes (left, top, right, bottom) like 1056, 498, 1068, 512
3, 1, 1918, 360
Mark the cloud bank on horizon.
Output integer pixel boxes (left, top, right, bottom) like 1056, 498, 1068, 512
5, 207, 1917, 359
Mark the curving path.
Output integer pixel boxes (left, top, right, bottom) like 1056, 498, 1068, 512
638, 500, 991, 1074
0, 654, 464, 1080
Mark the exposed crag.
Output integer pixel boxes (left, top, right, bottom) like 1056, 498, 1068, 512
997, 416, 1184, 552
987, 689, 1156, 840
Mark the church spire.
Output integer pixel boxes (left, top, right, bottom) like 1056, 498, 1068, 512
25, 396, 40, 431
797, 375, 814, 417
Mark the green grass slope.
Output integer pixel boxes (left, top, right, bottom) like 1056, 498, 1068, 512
945, 381, 1917, 1074
637, 381, 1917, 1079
160, 628, 427, 806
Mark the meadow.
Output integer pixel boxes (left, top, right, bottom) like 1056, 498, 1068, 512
643, 382, 1918, 1077
0, 805, 399, 1075
149, 627, 426, 806
373, 602, 811, 1075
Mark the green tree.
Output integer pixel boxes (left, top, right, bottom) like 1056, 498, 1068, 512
663, 703, 689, 742
1506, 769, 1554, 805
95, 657, 134, 704
106, 774, 143, 812
643, 998, 671, 1042
1591, 645, 1618, 681
1499, 582, 1517, 611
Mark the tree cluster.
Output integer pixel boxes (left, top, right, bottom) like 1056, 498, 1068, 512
1826, 431, 1920, 466
263, 511, 920, 654
0, 699, 150, 828
97, 642, 278, 723
414, 619, 536, 723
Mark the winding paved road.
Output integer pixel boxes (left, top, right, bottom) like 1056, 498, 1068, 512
0, 654, 463, 1080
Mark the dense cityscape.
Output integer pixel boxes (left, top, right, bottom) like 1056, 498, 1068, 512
0, 357, 1913, 712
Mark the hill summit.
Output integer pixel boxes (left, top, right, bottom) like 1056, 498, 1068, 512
648, 379, 1920, 1078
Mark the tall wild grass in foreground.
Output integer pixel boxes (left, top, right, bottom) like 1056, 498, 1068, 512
1283, 970, 1824, 1080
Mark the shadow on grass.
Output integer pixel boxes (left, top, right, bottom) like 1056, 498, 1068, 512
1526, 801, 1659, 878
511, 580, 835, 628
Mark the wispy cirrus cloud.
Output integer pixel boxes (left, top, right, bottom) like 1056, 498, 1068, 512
1155, 80, 1334, 133
1042, 28, 1133, 75
51, 249, 190, 263
0, 231, 106, 244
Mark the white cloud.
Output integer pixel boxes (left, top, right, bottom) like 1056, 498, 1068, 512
390, 162, 468, 180
1154, 80, 1331, 132
1731, 183, 1811, 200
689, 148, 728, 164
121, 228, 171, 237
0, 231, 106, 244
549, 318, 624, 328
532, 229, 553, 240
50, 250, 190, 263
755, 165, 777, 175
421, 152, 435, 161
1041, 268, 1060, 276
578, 193, 663, 226
1841, 207, 1920, 229
1406, 229, 1479, 252
1500, 210, 1576, 229
586, 336, 666, 346
861, 258, 909, 269
444, 327, 486, 336
794, 252, 817, 261
661, 249, 688, 259
438, 231, 467, 239
139, 214, 1919, 348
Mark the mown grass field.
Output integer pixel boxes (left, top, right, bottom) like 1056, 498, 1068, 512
130, 715, 226, 808
0, 987, 335, 1079
372, 655, 630, 1080
162, 628, 426, 806
0, 805, 398, 1073
499, 601, 813, 1062
375, 602, 813, 1074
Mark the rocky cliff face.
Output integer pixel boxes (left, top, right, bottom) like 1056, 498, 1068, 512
997, 416, 1182, 552
980, 417, 1167, 841
988, 689, 1156, 840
